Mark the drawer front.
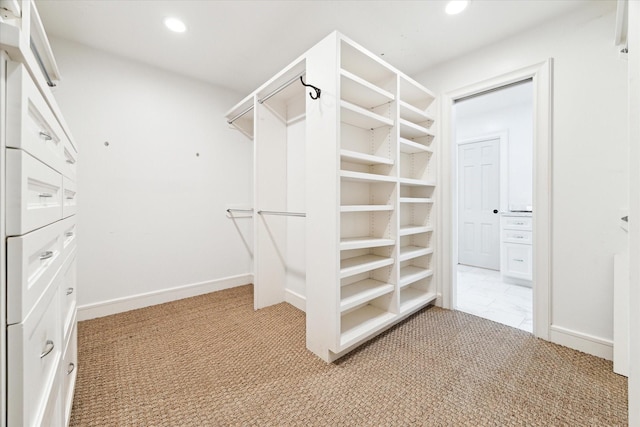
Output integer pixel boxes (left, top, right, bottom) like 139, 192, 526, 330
61, 216, 77, 261
8, 280, 62, 427
6, 62, 69, 174
502, 216, 532, 231
60, 249, 78, 343
7, 219, 65, 325
7, 148, 63, 236
503, 230, 532, 244
502, 243, 533, 280
62, 323, 78, 427
62, 176, 77, 218
62, 138, 78, 180
41, 378, 63, 427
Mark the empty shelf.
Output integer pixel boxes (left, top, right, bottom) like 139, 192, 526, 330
341, 205, 394, 212
340, 237, 395, 251
340, 69, 394, 109
398, 100, 434, 126
341, 100, 394, 129
341, 149, 394, 166
399, 288, 437, 314
399, 76, 436, 111
399, 119, 433, 139
399, 225, 433, 236
399, 177, 436, 187
399, 246, 433, 262
400, 266, 433, 288
340, 305, 396, 348
399, 197, 433, 204
341, 279, 394, 312
341, 170, 396, 183
340, 254, 394, 279
399, 137, 433, 154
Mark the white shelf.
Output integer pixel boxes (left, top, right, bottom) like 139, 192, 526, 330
340, 254, 394, 278
341, 100, 393, 129
399, 246, 433, 262
341, 170, 396, 183
340, 149, 393, 166
399, 137, 432, 154
400, 266, 433, 288
399, 177, 436, 187
340, 69, 394, 109
399, 288, 437, 314
399, 101, 434, 127
399, 119, 433, 139
341, 279, 394, 312
340, 237, 395, 251
340, 305, 396, 348
341, 205, 394, 212
399, 197, 433, 204
399, 225, 433, 236
399, 75, 436, 110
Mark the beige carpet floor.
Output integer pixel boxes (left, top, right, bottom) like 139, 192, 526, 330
70, 285, 627, 426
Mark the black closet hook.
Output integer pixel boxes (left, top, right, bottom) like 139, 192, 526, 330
300, 76, 321, 100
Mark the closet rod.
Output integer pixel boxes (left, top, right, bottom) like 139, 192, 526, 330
258, 210, 306, 218
226, 208, 254, 213
227, 105, 254, 125
258, 72, 305, 105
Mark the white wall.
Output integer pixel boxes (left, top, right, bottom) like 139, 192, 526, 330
415, 3, 627, 349
455, 82, 533, 210
49, 38, 254, 313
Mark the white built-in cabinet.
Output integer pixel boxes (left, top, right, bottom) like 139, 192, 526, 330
1, 1, 78, 425
226, 32, 438, 362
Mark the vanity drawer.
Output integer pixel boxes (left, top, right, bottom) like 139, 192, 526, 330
8, 280, 62, 427
61, 322, 78, 427
6, 148, 63, 236
60, 248, 78, 344
7, 219, 65, 324
62, 176, 77, 218
6, 62, 69, 174
502, 243, 533, 280
502, 216, 532, 231
503, 230, 532, 244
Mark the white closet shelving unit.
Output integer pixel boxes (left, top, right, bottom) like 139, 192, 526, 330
226, 32, 438, 362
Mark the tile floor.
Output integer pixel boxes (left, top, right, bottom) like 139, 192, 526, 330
456, 264, 533, 332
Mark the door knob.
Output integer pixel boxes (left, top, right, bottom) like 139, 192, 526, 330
493, 209, 499, 214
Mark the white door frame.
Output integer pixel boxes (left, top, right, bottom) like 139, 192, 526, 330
456, 133, 507, 273
438, 60, 553, 340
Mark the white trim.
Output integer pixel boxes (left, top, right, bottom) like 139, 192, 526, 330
550, 325, 613, 360
77, 273, 253, 321
440, 60, 553, 343
284, 289, 306, 312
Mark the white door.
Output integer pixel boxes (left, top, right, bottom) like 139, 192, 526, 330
458, 138, 501, 270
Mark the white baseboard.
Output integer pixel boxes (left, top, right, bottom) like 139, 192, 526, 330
549, 325, 613, 360
77, 273, 253, 321
285, 289, 306, 312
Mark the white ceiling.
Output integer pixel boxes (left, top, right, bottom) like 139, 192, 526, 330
36, 0, 604, 95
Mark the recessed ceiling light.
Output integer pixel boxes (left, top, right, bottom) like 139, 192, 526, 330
164, 17, 186, 33
445, 0, 469, 15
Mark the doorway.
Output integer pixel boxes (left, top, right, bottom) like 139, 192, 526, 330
453, 80, 534, 332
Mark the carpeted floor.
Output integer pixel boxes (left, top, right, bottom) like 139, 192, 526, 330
70, 285, 627, 426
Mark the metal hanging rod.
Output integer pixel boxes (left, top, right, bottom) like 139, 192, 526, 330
227, 105, 254, 125
258, 72, 306, 105
258, 210, 306, 218
226, 208, 254, 213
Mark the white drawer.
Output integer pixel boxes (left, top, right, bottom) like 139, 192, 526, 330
8, 279, 62, 427
502, 216, 532, 231
62, 138, 78, 181
6, 62, 70, 175
503, 230, 532, 244
62, 176, 77, 218
7, 219, 65, 325
61, 322, 78, 427
7, 148, 63, 236
502, 243, 533, 281
41, 378, 64, 427
61, 216, 77, 261
60, 248, 78, 344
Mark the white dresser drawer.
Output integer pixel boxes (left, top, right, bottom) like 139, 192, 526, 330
6, 148, 63, 236
41, 378, 64, 427
503, 230, 532, 244
62, 177, 77, 218
8, 280, 62, 427
60, 248, 77, 344
7, 219, 65, 325
61, 322, 78, 427
502, 215, 532, 231
6, 62, 70, 174
61, 216, 77, 261
62, 138, 78, 181
502, 243, 533, 281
